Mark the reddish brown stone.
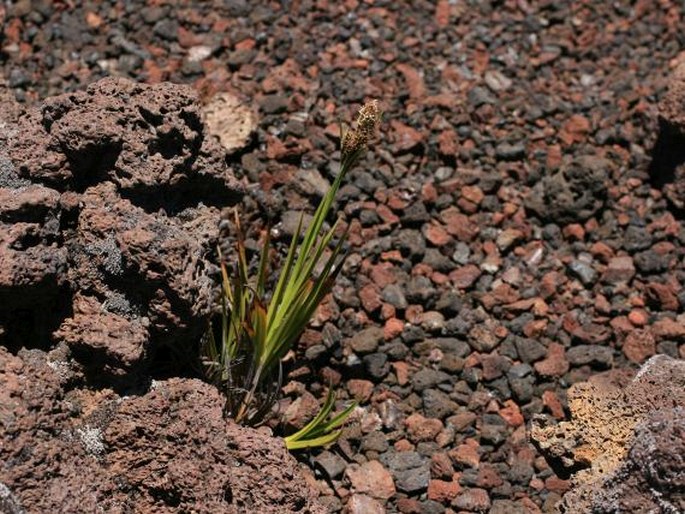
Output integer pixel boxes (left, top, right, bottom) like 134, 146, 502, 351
623, 329, 656, 363
645, 282, 680, 311
542, 390, 566, 420
438, 129, 459, 158
390, 120, 424, 153
628, 309, 649, 327
447, 411, 477, 432
430, 452, 454, 480
602, 256, 636, 284
563, 223, 585, 240
346, 494, 385, 514
499, 400, 524, 427
397, 498, 422, 514
394, 439, 415, 452
345, 460, 396, 500
384, 317, 405, 340
440, 207, 480, 241
595, 294, 612, 315
477, 463, 503, 489
589, 241, 614, 263
481, 353, 510, 381
422, 182, 439, 204
545, 476, 571, 495
461, 185, 484, 205
377, 203, 400, 225
396, 63, 426, 100
559, 114, 591, 145
572, 323, 612, 344
540, 271, 565, 299
370, 262, 397, 288
452, 487, 491, 511
450, 264, 482, 289
359, 283, 382, 313
428, 479, 460, 502
449, 438, 480, 468
610, 316, 635, 339
652, 318, 685, 340
405, 413, 444, 442
523, 319, 548, 338
347, 379, 374, 401
392, 361, 410, 386
423, 222, 452, 246
435, 0, 450, 27
534, 343, 569, 377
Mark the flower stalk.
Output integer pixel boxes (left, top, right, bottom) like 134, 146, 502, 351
202, 101, 381, 445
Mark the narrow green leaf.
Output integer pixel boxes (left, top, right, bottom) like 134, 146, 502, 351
252, 298, 268, 363
283, 388, 356, 450
267, 212, 304, 329
286, 387, 336, 442
285, 429, 342, 450
256, 229, 270, 298
320, 401, 358, 432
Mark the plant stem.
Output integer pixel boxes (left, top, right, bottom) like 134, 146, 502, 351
235, 364, 263, 424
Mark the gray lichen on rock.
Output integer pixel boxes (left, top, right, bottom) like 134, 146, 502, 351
531, 355, 685, 513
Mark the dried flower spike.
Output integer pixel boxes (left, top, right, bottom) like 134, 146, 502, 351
341, 99, 381, 170
203, 101, 382, 448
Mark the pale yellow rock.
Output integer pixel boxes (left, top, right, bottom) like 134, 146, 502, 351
202, 92, 256, 154
531, 355, 685, 512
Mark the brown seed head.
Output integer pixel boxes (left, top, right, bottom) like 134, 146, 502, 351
341, 100, 381, 166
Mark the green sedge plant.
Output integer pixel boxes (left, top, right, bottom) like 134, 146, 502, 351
202, 101, 381, 449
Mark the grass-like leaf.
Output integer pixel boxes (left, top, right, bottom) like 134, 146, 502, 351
284, 387, 358, 450
202, 101, 381, 446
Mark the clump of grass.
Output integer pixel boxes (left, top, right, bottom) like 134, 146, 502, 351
202, 101, 381, 449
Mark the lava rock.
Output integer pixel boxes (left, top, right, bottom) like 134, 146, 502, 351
380, 451, 430, 494
525, 155, 609, 223
0, 78, 242, 382
566, 345, 613, 368
0, 347, 324, 513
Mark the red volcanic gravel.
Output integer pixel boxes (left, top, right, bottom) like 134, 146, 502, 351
3, 1, 685, 513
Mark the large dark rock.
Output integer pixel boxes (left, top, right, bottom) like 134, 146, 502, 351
525, 154, 609, 223
588, 406, 685, 513
659, 60, 685, 138
6, 77, 238, 200
652, 60, 685, 210
0, 77, 242, 384
531, 355, 685, 513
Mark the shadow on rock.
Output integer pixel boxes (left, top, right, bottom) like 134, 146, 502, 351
649, 59, 685, 212
0, 347, 324, 513
0, 77, 243, 390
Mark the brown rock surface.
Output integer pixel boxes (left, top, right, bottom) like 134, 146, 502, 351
531, 355, 685, 513
344, 460, 396, 500
0, 346, 324, 513
585, 406, 685, 513
655, 60, 685, 209
6, 77, 241, 195
0, 77, 242, 382
659, 60, 685, 137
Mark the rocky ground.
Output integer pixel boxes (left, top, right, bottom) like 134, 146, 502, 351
2, 1, 685, 513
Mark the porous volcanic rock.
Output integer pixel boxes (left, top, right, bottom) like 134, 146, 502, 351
524, 154, 610, 223
0, 77, 242, 383
659, 59, 685, 138
0, 346, 324, 514
587, 406, 685, 513
655, 59, 685, 210
531, 355, 685, 513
